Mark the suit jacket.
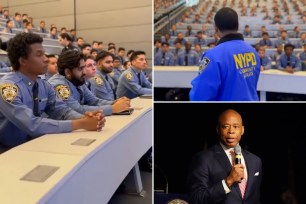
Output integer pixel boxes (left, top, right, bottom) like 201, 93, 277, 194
187, 144, 262, 204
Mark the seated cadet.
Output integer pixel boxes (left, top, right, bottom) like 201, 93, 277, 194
194, 44, 203, 58
259, 32, 273, 48
185, 25, 196, 37
90, 52, 120, 101
169, 24, 178, 37
242, 25, 252, 38
193, 31, 206, 46
2, 19, 14, 34
0, 33, 104, 150
173, 32, 187, 46
176, 41, 199, 66
59, 33, 78, 54
258, 47, 272, 71
277, 44, 301, 73
49, 27, 58, 40
299, 44, 306, 70
40, 54, 58, 80
84, 55, 96, 91
172, 41, 184, 64
154, 42, 175, 66
109, 56, 124, 88
296, 33, 306, 48
48, 50, 130, 116
192, 14, 202, 24
116, 51, 152, 99
275, 30, 291, 48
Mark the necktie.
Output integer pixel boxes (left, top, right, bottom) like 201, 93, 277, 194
137, 73, 142, 86
230, 149, 247, 199
161, 53, 165, 65
105, 75, 116, 98
260, 58, 263, 66
87, 81, 91, 91
287, 56, 291, 66
76, 87, 83, 104
185, 52, 188, 66
189, 31, 191, 36
264, 40, 267, 45
32, 82, 40, 117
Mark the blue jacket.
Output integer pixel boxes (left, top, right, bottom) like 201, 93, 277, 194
0, 72, 83, 147
48, 74, 113, 116
116, 67, 152, 99
190, 33, 260, 101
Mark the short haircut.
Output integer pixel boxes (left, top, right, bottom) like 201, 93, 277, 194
118, 47, 125, 52
95, 51, 115, 62
59, 33, 72, 41
50, 26, 57, 32
70, 29, 76, 32
262, 32, 269, 36
57, 50, 84, 76
46, 54, 57, 59
84, 54, 95, 61
161, 42, 169, 46
98, 41, 103, 45
92, 41, 98, 45
113, 56, 120, 61
127, 50, 135, 56
123, 61, 130, 66
108, 46, 116, 51
15, 12, 21, 17
130, 50, 146, 62
7, 33, 43, 71
77, 37, 83, 41
284, 44, 295, 50
90, 49, 98, 54
81, 43, 91, 50
214, 7, 239, 32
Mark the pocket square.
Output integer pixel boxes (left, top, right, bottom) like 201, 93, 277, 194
254, 172, 259, 176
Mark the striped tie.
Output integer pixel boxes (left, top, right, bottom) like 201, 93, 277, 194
230, 149, 247, 199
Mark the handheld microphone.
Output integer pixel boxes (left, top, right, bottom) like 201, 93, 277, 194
234, 145, 242, 165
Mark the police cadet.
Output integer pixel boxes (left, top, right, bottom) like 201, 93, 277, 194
176, 41, 199, 66
109, 56, 124, 89
0, 33, 105, 151
189, 7, 260, 101
48, 50, 130, 116
154, 42, 175, 66
276, 44, 301, 73
116, 51, 152, 99
40, 54, 58, 80
258, 47, 272, 71
90, 52, 118, 101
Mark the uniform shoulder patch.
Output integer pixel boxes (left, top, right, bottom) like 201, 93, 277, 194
0, 83, 18, 103
109, 72, 115, 77
199, 57, 211, 73
55, 85, 70, 100
125, 72, 133, 81
94, 76, 104, 86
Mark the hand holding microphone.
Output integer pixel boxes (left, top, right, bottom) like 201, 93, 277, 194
226, 144, 245, 187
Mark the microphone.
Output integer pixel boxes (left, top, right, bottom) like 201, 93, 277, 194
234, 144, 242, 165
234, 145, 243, 182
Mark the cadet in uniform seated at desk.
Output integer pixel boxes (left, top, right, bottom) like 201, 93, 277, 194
0, 33, 105, 151
40, 54, 58, 80
176, 41, 199, 66
277, 44, 301, 73
116, 51, 152, 99
258, 47, 272, 71
90, 51, 118, 101
259, 32, 273, 48
48, 50, 130, 116
299, 44, 306, 70
154, 42, 175, 66
109, 56, 124, 88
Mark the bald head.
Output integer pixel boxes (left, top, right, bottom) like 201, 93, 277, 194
218, 109, 243, 127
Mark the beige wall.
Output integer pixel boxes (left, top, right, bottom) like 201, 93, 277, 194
0, 0, 153, 65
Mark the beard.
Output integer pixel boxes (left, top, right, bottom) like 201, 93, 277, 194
70, 73, 85, 87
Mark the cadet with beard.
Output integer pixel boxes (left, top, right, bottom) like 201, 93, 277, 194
90, 52, 118, 101
48, 50, 131, 116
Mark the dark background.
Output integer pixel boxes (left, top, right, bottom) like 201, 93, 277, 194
154, 103, 306, 204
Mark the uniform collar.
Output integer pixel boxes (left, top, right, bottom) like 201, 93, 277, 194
217, 33, 244, 45
131, 67, 141, 73
16, 71, 37, 87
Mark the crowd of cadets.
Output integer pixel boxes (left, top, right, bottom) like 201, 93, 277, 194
154, 0, 306, 70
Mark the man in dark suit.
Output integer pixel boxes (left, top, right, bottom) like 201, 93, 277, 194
187, 109, 262, 204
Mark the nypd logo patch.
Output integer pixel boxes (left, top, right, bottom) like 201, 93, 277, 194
199, 57, 210, 73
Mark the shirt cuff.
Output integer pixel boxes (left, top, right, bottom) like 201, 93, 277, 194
58, 120, 73, 132
222, 179, 231, 194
